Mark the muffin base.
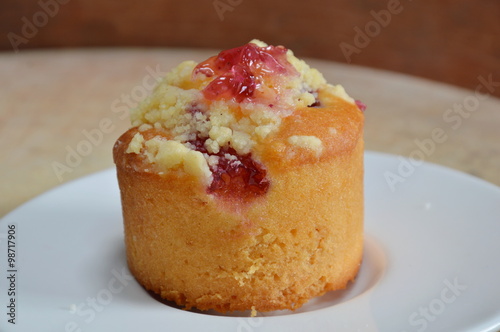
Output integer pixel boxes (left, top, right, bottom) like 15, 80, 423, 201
114, 129, 364, 312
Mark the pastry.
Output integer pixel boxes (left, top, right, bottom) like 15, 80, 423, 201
113, 40, 365, 312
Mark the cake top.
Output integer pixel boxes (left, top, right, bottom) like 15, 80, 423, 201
120, 40, 364, 201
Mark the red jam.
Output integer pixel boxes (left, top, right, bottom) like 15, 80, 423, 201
208, 148, 269, 200
188, 134, 269, 201
194, 43, 293, 102
355, 100, 367, 112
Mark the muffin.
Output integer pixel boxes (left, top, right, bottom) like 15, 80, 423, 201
113, 40, 365, 312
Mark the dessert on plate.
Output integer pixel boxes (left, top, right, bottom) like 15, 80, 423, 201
113, 40, 365, 312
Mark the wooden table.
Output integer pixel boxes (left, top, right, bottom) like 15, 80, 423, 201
1, 48, 499, 217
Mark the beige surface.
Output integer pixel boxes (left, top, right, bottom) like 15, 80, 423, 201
0, 48, 499, 217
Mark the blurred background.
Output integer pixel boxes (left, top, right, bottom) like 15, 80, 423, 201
1, 0, 499, 97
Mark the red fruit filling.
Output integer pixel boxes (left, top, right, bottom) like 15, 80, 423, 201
194, 42, 294, 102
355, 100, 367, 112
188, 134, 269, 201
209, 148, 269, 200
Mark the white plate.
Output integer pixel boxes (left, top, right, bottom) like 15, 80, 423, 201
1, 152, 499, 332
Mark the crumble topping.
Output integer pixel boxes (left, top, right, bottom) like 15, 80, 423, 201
126, 40, 358, 184
126, 132, 144, 154
287, 135, 324, 157
144, 137, 212, 181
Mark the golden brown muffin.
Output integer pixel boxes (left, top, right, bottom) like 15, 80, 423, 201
113, 40, 365, 312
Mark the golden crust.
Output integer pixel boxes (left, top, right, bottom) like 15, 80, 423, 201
258, 93, 364, 169
113, 96, 364, 312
